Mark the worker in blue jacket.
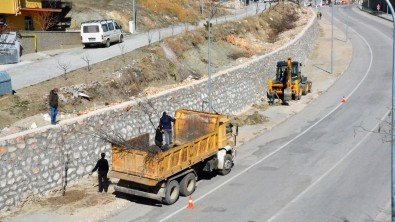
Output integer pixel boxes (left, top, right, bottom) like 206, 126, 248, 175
160, 112, 175, 146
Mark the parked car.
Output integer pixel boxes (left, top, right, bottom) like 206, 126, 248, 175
81, 20, 123, 48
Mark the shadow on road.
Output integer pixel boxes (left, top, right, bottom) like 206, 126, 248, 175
113, 191, 164, 207
110, 171, 219, 207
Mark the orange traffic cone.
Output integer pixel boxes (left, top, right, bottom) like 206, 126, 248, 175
341, 96, 347, 104
187, 196, 194, 209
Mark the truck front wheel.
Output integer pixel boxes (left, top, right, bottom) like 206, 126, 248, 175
163, 180, 180, 205
180, 173, 196, 196
218, 154, 233, 175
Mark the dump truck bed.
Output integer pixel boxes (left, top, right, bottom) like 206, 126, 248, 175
110, 109, 229, 187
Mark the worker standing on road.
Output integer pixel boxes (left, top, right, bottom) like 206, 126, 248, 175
49, 88, 59, 125
90, 153, 109, 193
160, 112, 175, 146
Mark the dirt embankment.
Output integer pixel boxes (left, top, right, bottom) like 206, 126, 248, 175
0, 3, 312, 136
67, 0, 229, 31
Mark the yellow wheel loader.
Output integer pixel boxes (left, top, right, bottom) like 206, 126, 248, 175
267, 58, 312, 105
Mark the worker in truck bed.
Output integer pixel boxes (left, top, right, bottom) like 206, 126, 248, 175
160, 112, 175, 146
90, 153, 109, 192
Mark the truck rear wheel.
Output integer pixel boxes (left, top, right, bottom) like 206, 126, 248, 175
218, 154, 233, 176
179, 173, 196, 196
163, 180, 180, 205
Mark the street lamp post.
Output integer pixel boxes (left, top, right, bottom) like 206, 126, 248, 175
331, 1, 334, 74
207, 21, 213, 112
345, 4, 349, 41
380, 0, 395, 220
205, 2, 221, 112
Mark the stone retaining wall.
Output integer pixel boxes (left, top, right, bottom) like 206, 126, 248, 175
0, 15, 319, 211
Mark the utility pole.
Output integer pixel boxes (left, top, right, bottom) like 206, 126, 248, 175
132, 0, 136, 33
331, 1, 334, 74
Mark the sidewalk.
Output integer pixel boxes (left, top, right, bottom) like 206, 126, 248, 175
2, 2, 270, 90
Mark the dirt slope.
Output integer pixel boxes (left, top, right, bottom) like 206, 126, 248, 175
67, 0, 229, 31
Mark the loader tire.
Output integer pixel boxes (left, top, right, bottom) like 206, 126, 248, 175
218, 154, 233, 176
308, 82, 313, 93
163, 180, 180, 205
179, 173, 196, 196
284, 91, 292, 102
302, 84, 307, 95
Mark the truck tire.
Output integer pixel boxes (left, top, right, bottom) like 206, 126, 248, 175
163, 180, 180, 205
218, 154, 233, 176
179, 173, 196, 196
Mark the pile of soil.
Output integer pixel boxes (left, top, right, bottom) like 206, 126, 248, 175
231, 111, 269, 126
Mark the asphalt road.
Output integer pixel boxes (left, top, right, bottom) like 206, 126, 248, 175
2, 3, 269, 90
101, 5, 393, 222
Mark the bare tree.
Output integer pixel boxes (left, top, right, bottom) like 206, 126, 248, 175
81, 53, 92, 71
256, 1, 260, 14
118, 43, 127, 63
158, 30, 162, 42
184, 23, 189, 33
171, 25, 175, 36
199, 0, 204, 15
32, 11, 58, 31
147, 30, 153, 45
57, 60, 70, 80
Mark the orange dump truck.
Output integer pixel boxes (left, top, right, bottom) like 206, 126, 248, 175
108, 109, 238, 204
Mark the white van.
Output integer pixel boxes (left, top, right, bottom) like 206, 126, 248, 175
81, 20, 123, 48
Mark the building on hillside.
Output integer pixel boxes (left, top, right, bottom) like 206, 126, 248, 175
0, 0, 65, 31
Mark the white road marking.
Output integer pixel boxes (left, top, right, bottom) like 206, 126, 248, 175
159, 10, 374, 222
266, 110, 390, 222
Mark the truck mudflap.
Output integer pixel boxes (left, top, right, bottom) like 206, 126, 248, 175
114, 185, 165, 201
